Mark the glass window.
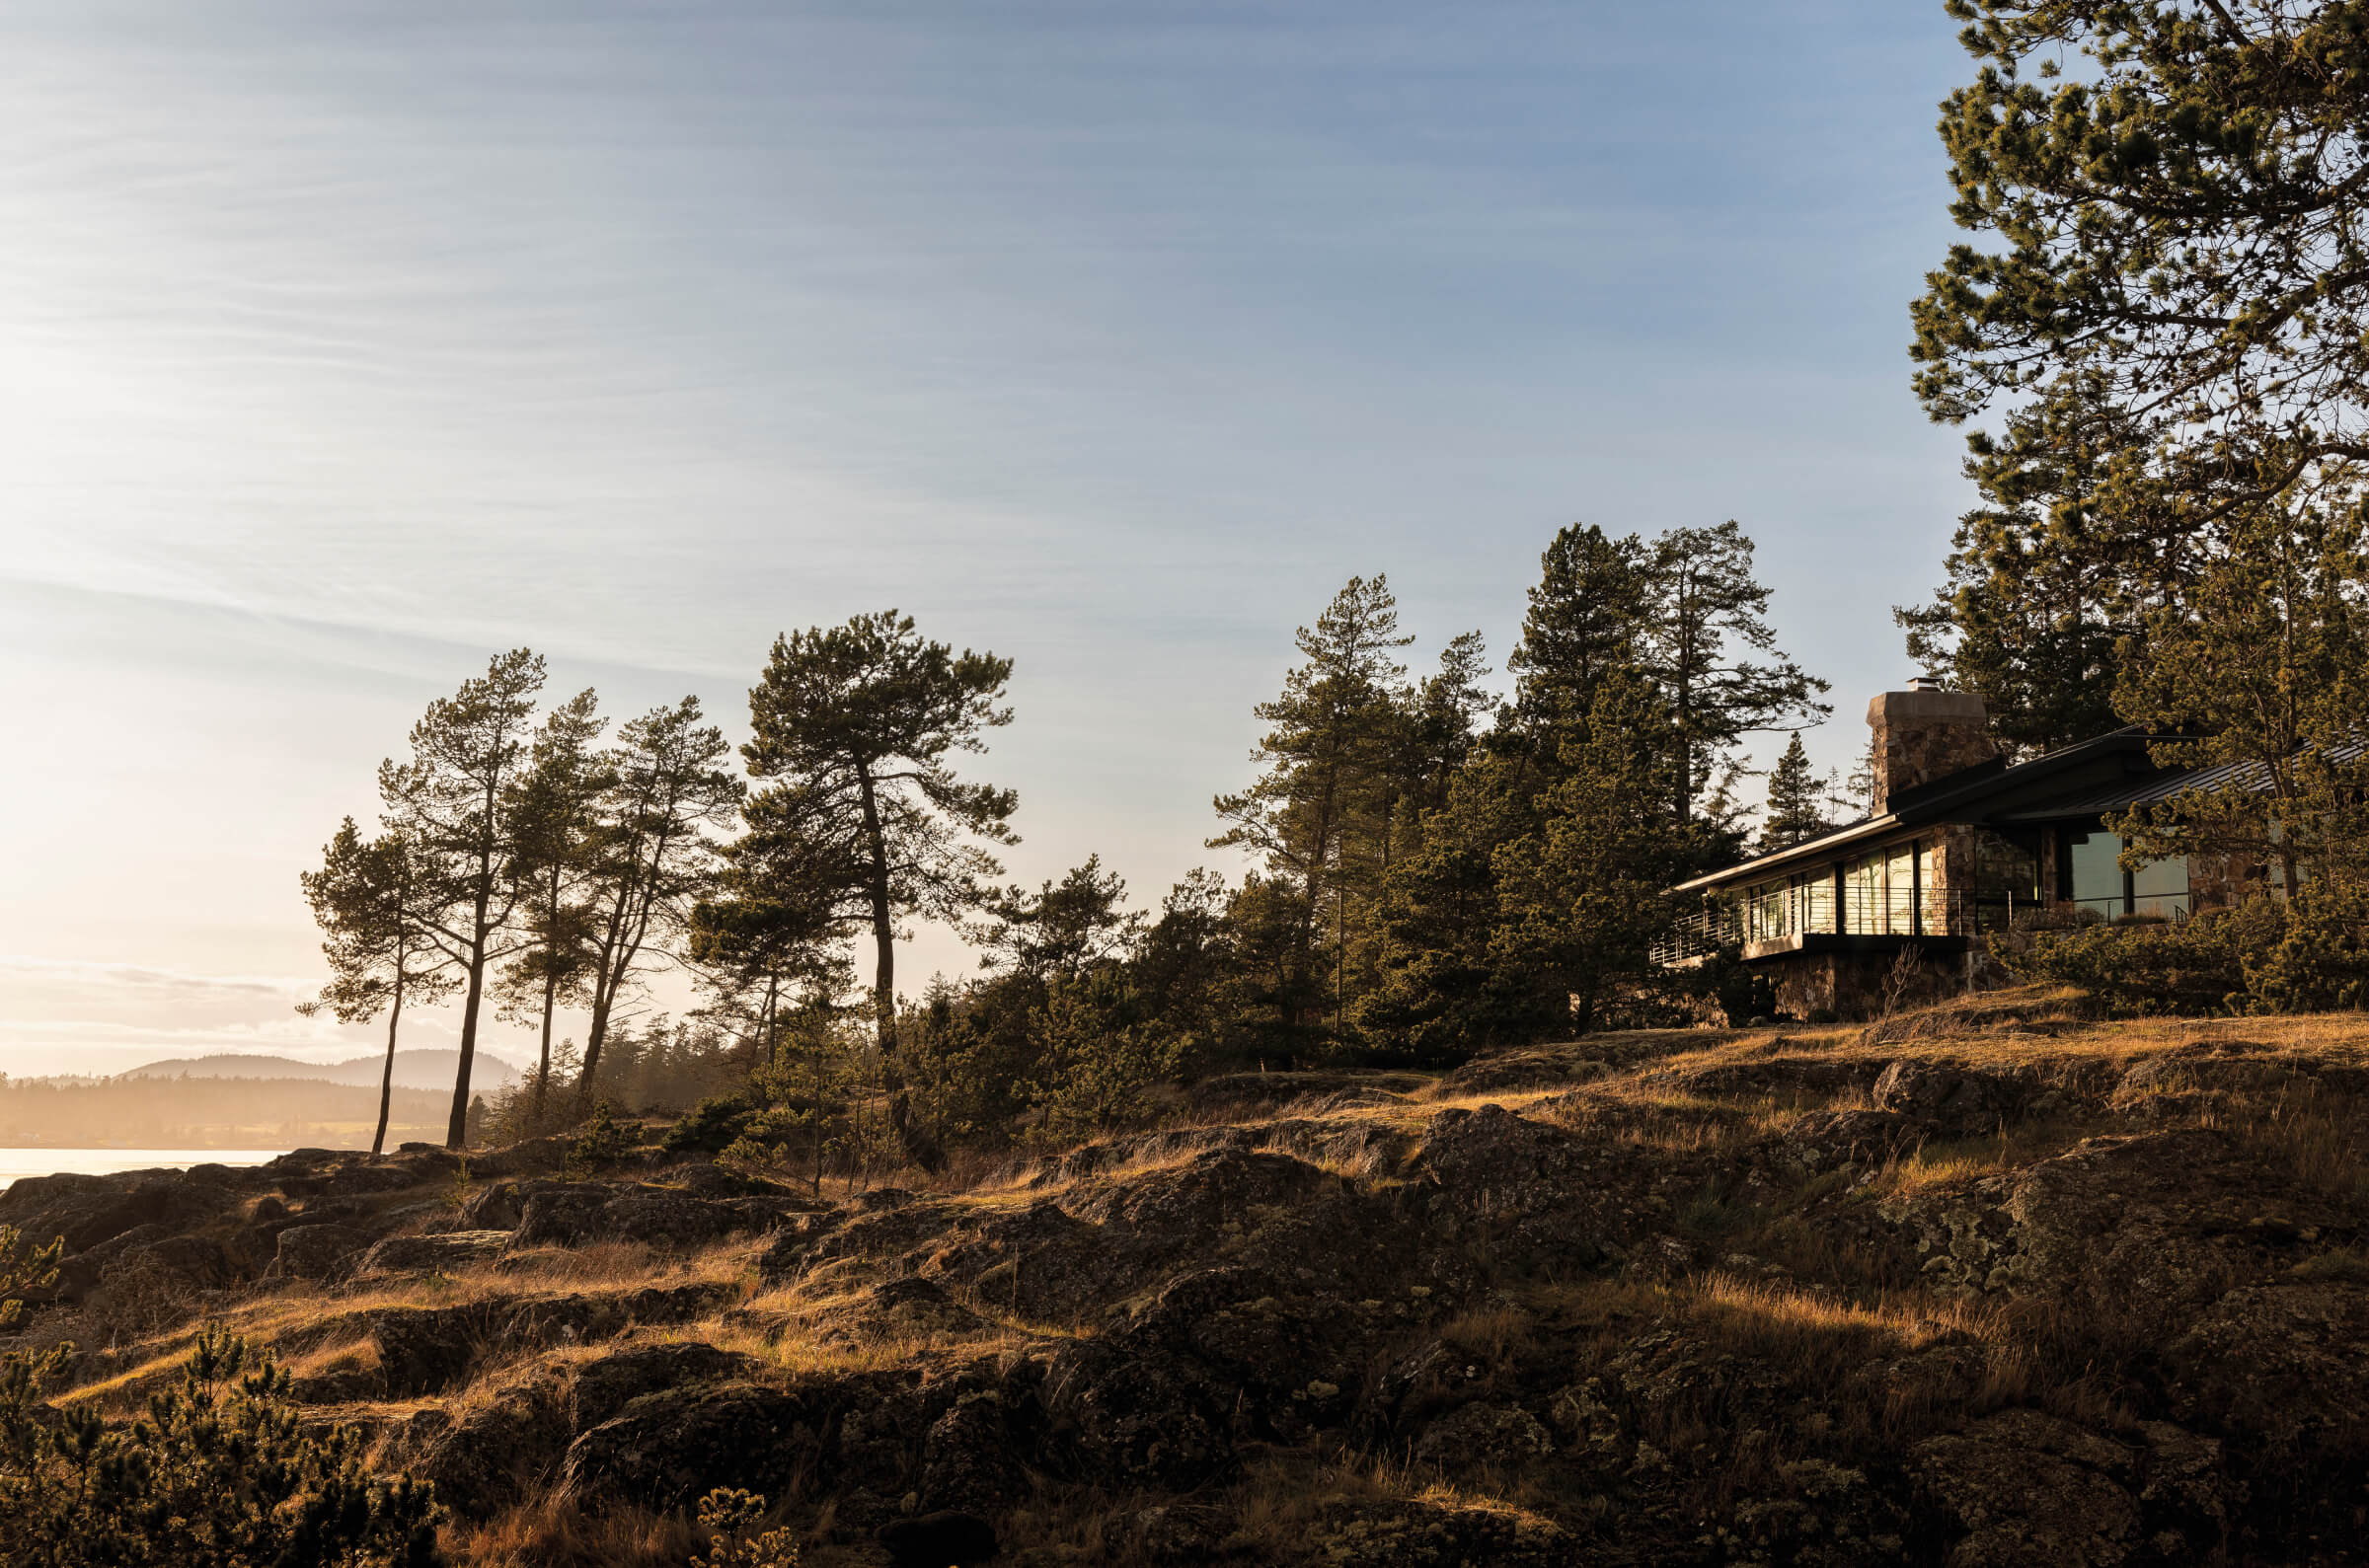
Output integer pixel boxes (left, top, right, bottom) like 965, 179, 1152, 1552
2068, 831, 2125, 916
1885, 844, 1916, 934
2132, 855, 2190, 921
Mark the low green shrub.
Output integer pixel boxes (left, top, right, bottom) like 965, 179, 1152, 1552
564, 1099, 639, 1176
661, 1092, 755, 1156
0, 1311, 440, 1566
1996, 891, 2369, 1017
2000, 899, 2279, 1015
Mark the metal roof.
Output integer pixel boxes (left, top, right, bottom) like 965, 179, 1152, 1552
1675, 727, 2214, 894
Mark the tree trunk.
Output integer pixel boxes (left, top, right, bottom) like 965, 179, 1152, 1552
534, 964, 558, 1128
445, 877, 493, 1150
855, 763, 943, 1172
372, 983, 404, 1158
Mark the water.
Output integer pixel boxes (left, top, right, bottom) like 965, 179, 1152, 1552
0, 1148, 287, 1189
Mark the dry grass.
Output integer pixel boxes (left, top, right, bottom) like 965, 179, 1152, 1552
448, 1497, 706, 1568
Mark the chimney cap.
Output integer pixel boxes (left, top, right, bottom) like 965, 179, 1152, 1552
1905, 674, 1946, 692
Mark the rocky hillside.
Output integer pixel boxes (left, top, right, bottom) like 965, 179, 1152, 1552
4, 989, 2366, 1566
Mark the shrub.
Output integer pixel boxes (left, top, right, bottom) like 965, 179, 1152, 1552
0, 1321, 441, 1567
1020, 973, 1185, 1147
2245, 879, 2369, 1013
2001, 897, 2284, 1016
565, 1099, 639, 1177
690, 1487, 800, 1567
662, 1092, 755, 1157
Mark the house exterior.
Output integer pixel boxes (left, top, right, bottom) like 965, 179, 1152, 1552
1657, 681, 2242, 1018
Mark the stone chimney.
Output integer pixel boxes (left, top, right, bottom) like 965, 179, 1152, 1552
1868, 678, 1997, 810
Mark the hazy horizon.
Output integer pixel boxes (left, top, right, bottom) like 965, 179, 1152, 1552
3, 1, 1977, 1078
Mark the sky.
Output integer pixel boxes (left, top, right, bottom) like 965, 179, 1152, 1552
0, 0, 1982, 1080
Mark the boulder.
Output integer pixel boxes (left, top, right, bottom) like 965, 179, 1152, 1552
1410, 1104, 1636, 1272
1775, 1108, 1923, 1174
407, 1374, 575, 1519
1910, 1409, 2224, 1566
1413, 1401, 1554, 1468
95, 1234, 233, 1324
917, 1394, 1029, 1515
1872, 1059, 2025, 1136
1040, 1332, 1235, 1490
570, 1342, 761, 1426
1875, 1128, 2317, 1325
267, 1223, 373, 1282
354, 1231, 511, 1277
511, 1184, 623, 1247
2166, 1281, 2369, 1455
370, 1306, 488, 1396
0, 1171, 233, 1254
913, 1199, 1118, 1321
1301, 1498, 1571, 1567
827, 1275, 985, 1341
559, 1381, 828, 1511
455, 1180, 527, 1231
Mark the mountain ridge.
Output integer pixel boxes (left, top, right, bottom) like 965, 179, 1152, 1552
117, 1048, 521, 1091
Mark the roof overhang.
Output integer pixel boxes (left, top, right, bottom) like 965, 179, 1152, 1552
1671, 812, 1903, 895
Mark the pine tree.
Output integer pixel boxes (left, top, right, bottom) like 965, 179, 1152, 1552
573, 698, 742, 1108
741, 611, 1018, 1172
297, 821, 456, 1157
1909, 7, 2369, 728
377, 648, 546, 1150
1209, 574, 1414, 1036
1642, 521, 1829, 828
1760, 733, 1830, 853
1504, 523, 1648, 755
2112, 503, 2369, 899
1491, 668, 1695, 1033
497, 689, 606, 1125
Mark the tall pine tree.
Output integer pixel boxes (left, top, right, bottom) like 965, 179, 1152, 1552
742, 611, 1017, 1171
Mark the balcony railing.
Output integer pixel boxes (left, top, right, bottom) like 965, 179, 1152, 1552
1650, 886, 2186, 967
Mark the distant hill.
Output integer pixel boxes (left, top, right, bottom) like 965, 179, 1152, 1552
118, 1049, 520, 1092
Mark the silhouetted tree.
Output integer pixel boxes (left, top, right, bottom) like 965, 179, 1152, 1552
379, 648, 546, 1149
742, 611, 1018, 1171
298, 821, 457, 1157
574, 698, 742, 1107
497, 688, 606, 1124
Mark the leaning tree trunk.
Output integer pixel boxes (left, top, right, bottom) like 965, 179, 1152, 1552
372, 983, 404, 1158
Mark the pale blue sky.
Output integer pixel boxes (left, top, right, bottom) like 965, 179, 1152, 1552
1, 1, 1976, 1074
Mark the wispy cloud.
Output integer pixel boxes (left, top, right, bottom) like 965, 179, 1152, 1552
0, 955, 314, 999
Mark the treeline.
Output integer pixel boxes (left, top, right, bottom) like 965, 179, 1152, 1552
311, 527, 1835, 1165
0, 1076, 451, 1151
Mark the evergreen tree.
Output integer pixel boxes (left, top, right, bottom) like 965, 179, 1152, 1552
1913, 2, 2369, 521
1210, 574, 1413, 1035
297, 822, 456, 1157
742, 610, 1018, 1171
1895, 383, 2148, 752
2112, 502, 2369, 898
1354, 755, 1556, 1059
1491, 668, 1696, 1033
1910, 5, 2369, 721
1642, 521, 1829, 828
574, 698, 743, 1108
1760, 733, 1831, 852
972, 855, 1142, 981
496, 688, 606, 1125
378, 649, 546, 1149
1504, 523, 1649, 754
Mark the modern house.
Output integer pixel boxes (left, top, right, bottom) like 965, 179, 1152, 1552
1657, 681, 2243, 1018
